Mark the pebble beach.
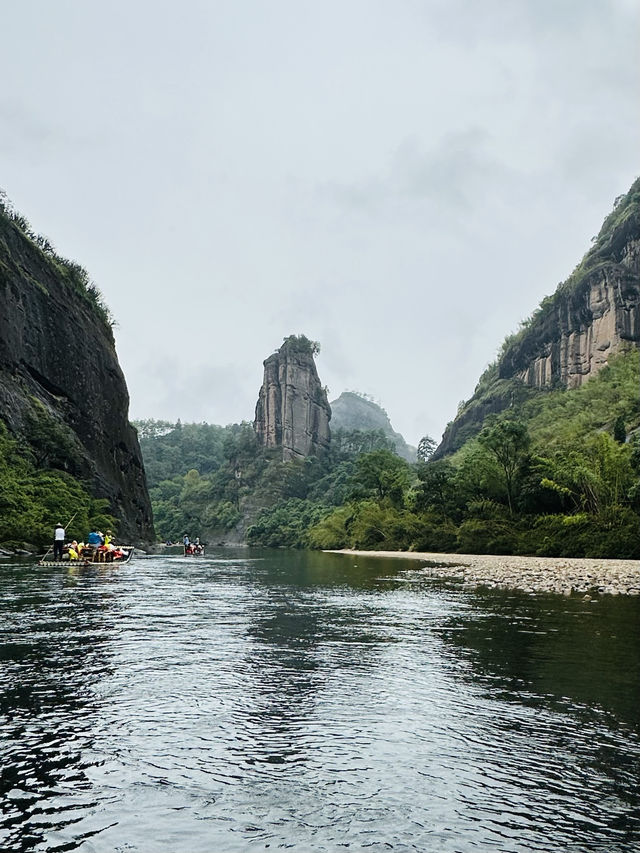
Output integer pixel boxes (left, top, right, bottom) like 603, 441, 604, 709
325, 549, 640, 596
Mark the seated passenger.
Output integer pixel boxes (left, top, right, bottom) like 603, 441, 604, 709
87, 529, 102, 547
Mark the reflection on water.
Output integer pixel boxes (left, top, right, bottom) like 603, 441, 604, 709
1, 549, 639, 852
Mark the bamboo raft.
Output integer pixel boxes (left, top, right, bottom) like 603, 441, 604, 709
38, 547, 134, 567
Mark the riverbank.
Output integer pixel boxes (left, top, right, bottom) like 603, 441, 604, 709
324, 549, 640, 595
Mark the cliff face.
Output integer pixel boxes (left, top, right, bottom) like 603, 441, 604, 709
0, 208, 154, 543
435, 179, 640, 459
500, 207, 639, 390
330, 392, 417, 462
254, 337, 331, 460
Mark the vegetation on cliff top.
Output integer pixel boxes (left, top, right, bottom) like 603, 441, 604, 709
278, 334, 321, 358
0, 190, 114, 333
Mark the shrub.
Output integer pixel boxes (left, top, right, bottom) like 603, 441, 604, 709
410, 515, 458, 553
457, 518, 519, 555
306, 505, 355, 549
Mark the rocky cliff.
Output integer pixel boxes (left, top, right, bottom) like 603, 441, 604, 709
330, 391, 417, 462
435, 178, 640, 458
0, 203, 154, 543
254, 335, 331, 460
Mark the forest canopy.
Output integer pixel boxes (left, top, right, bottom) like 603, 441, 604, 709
134, 349, 640, 559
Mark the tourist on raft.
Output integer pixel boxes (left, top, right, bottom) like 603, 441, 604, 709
184, 536, 204, 555
87, 528, 104, 548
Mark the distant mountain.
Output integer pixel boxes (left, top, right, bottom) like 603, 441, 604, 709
330, 392, 416, 462
434, 177, 640, 458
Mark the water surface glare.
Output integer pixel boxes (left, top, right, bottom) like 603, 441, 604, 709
1, 549, 639, 852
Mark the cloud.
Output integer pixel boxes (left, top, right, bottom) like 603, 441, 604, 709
0, 100, 57, 156
0, 99, 95, 162
427, 0, 627, 44
128, 358, 261, 427
2, 0, 638, 448
321, 128, 510, 220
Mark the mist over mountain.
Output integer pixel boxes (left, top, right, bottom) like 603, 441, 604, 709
330, 392, 417, 462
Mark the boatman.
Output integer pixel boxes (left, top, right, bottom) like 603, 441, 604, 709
183, 533, 190, 553
53, 523, 65, 562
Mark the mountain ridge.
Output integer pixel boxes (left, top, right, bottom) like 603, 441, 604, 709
434, 178, 640, 458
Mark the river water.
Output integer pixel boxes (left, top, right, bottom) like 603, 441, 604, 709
1, 549, 639, 852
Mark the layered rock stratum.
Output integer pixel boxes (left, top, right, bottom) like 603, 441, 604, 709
435, 178, 640, 458
254, 336, 331, 460
0, 203, 154, 543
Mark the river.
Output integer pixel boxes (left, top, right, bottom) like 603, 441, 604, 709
1, 549, 639, 852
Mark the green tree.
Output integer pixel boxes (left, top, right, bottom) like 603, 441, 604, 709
350, 450, 412, 507
478, 418, 530, 514
417, 435, 437, 463
541, 433, 635, 514
330, 428, 393, 459
613, 415, 626, 444
452, 440, 504, 509
411, 459, 457, 515
133, 419, 178, 439
247, 498, 330, 547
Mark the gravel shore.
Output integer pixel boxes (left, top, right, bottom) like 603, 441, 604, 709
324, 549, 640, 596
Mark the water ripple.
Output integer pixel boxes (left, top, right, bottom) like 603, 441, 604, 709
1, 550, 639, 852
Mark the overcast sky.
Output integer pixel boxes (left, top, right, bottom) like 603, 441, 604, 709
3, 1, 639, 446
